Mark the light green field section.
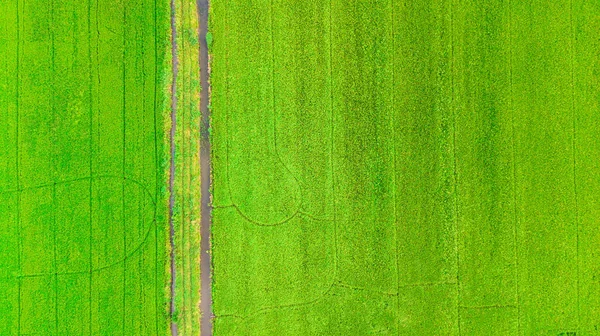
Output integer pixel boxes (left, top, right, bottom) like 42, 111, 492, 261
0, 0, 171, 334
211, 0, 600, 334
172, 0, 202, 333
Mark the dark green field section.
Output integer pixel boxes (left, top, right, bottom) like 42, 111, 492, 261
210, 0, 600, 334
0, 0, 170, 334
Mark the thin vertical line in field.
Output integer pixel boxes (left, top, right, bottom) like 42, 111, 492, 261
224, 0, 234, 212
94, 0, 102, 332
197, 0, 212, 332
390, 0, 400, 335
140, 0, 148, 330
269, 0, 277, 236
569, 0, 580, 330
450, 0, 461, 334
121, 2, 127, 333
52, 182, 58, 333
50, 0, 58, 332
328, 0, 339, 280
153, 0, 160, 332
269, 0, 277, 178
508, 0, 521, 332
87, 0, 94, 333
169, 0, 179, 333
52, 1, 60, 332
16, 0, 22, 333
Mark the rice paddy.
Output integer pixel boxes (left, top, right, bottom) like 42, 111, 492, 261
210, 0, 600, 334
2, 0, 599, 334
0, 0, 171, 334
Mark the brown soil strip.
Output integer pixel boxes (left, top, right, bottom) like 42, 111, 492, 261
197, 0, 212, 334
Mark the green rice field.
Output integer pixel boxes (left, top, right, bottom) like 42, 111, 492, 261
2, 0, 600, 334
210, 0, 600, 334
0, 0, 172, 334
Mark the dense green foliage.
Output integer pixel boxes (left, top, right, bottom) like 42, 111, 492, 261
0, 0, 170, 334
211, 0, 600, 334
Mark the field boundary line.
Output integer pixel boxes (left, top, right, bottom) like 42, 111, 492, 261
329, 0, 338, 284
390, 0, 400, 335
16, 0, 22, 332
121, 2, 128, 334
459, 304, 517, 310
336, 281, 399, 297
139, 0, 149, 331
450, 1, 462, 334
50, 0, 59, 331
508, 1, 522, 333
570, 0, 580, 330
397, 280, 457, 288
87, 0, 93, 332
152, 0, 160, 331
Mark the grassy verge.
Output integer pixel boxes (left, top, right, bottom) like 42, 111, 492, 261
171, 0, 202, 334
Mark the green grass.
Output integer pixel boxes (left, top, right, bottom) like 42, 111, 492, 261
210, 0, 600, 334
0, 0, 171, 334
171, 0, 202, 333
